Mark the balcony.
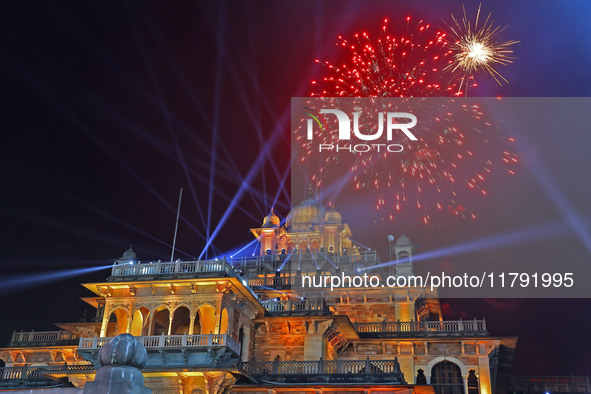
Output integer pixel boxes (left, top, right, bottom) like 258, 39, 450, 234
108, 259, 258, 299
0, 365, 89, 390
242, 357, 406, 385
232, 249, 379, 273
9, 330, 79, 347
352, 319, 488, 338
78, 334, 241, 367
111, 259, 238, 279
260, 298, 330, 316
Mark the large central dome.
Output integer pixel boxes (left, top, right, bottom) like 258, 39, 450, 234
286, 185, 325, 232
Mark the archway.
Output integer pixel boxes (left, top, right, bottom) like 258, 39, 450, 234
171, 306, 197, 335
219, 308, 229, 334
299, 241, 308, 251
152, 307, 170, 335
197, 304, 216, 335
431, 361, 465, 394
109, 308, 128, 336
310, 240, 320, 252
129, 309, 144, 336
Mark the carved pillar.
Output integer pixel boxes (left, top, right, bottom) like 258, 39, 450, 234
168, 309, 174, 336
215, 296, 223, 334
99, 304, 110, 337
204, 372, 236, 394
145, 311, 153, 336
126, 304, 135, 334
189, 314, 196, 335
477, 351, 492, 394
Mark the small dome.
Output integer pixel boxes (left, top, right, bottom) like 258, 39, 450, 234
325, 209, 342, 224
121, 246, 136, 260
395, 233, 412, 246
262, 209, 280, 228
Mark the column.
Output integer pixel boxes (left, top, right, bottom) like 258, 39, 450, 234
99, 305, 110, 337
189, 314, 196, 335
168, 310, 174, 336
126, 304, 135, 334
214, 296, 223, 334
477, 343, 492, 394
145, 312, 153, 336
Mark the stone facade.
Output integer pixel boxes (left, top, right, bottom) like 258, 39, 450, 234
0, 195, 517, 393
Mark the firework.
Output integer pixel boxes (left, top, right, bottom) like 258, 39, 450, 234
444, 5, 519, 94
310, 17, 460, 97
301, 16, 518, 225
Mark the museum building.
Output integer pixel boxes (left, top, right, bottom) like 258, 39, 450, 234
0, 190, 519, 393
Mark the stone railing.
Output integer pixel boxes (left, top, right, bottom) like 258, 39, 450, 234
510, 375, 591, 393
259, 298, 329, 314
79, 334, 241, 356
232, 249, 379, 269
248, 275, 298, 288
9, 330, 79, 347
109, 259, 258, 299
111, 259, 235, 278
243, 357, 403, 377
353, 319, 487, 337
0, 364, 92, 381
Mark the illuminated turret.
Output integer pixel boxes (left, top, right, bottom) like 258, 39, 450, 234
389, 233, 415, 276
250, 209, 286, 255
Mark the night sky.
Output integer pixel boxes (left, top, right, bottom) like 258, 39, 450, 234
1, 0, 591, 374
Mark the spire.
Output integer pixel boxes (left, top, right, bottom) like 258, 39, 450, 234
306, 184, 314, 199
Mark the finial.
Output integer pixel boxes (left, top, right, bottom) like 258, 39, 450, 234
306, 184, 314, 198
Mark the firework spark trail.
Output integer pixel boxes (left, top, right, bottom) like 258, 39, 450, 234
444, 5, 519, 95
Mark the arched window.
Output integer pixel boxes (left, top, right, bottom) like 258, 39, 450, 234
431, 361, 464, 394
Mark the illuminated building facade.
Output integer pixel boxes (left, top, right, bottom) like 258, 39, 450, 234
0, 193, 518, 394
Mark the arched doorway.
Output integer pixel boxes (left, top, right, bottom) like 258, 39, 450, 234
431, 361, 465, 394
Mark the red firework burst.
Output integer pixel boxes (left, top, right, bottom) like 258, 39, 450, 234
299, 16, 518, 225
310, 17, 464, 97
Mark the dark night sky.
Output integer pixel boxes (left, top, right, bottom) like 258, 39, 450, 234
1, 0, 591, 374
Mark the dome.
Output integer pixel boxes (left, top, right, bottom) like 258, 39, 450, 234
395, 233, 412, 246
262, 209, 280, 228
325, 209, 342, 224
121, 246, 136, 261
286, 185, 325, 231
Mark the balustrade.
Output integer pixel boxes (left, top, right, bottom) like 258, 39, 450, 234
10, 330, 78, 346
78, 334, 241, 355
259, 298, 327, 313
352, 319, 487, 335
243, 357, 401, 376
